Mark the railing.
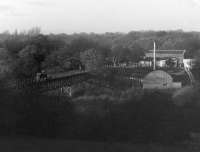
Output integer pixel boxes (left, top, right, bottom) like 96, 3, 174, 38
15, 70, 89, 90
11, 66, 187, 91
184, 67, 195, 85
105, 64, 184, 70
48, 70, 88, 79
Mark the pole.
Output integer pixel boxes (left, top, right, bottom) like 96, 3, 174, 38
153, 41, 156, 70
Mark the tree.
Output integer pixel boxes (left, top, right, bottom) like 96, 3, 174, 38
4, 37, 26, 57
27, 27, 41, 37
130, 44, 145, 62
111, 45, 125, 66
111, 45, 144, 66
27, 34, 63, 72
12, 45, 40, 78
18, 44, 46, 73
42, 50, 63, 72
69, 37, 97, 58
13, 55, 38, 78
42, 45, 84, 72
80, 49, 103, 71
8, 33, 67, 77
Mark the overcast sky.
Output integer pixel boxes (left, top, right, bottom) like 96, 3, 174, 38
1, 0, 200, 34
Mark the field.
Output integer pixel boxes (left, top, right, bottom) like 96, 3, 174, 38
0, 137, 199, 152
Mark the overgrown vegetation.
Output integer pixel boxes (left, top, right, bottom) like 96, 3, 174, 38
1, 29, 200, 144
0, 81, 199, 144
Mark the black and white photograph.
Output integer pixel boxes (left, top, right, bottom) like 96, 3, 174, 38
0, 0, 200, 151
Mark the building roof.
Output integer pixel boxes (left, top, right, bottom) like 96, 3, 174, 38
147, 50, 186, 55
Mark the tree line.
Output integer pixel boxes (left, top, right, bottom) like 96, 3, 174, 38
0, 29, 200, 79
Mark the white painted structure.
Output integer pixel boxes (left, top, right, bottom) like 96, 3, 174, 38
156, 60, 167, 67
183, 59, 195, 69
138, 60, 152, 67
143, 70, 182, 89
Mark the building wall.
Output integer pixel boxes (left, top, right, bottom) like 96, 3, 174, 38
138, 60, 152, 67
183, 59, 195, 69
156, 60, 166, 67
145, 53, 184, 63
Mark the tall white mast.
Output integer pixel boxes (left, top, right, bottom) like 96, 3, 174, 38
153, 41, 156, 70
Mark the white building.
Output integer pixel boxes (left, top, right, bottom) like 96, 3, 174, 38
183, 59, 195, 69
156, 60, 167, 68
138, 60, 152, 67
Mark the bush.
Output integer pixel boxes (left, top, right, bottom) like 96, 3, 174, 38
71, 91, 190, 143
15, 92, 75, 138
0, 85, 75, 138
0, 83, 193, 144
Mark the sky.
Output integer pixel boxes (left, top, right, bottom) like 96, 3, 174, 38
1, 0, 200, 34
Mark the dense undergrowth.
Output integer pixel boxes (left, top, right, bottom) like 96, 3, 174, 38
1, 77, 200, 144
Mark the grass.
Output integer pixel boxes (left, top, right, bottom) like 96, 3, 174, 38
0, 136, 199, 152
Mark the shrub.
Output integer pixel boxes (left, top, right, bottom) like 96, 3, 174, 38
15, 92, 75, 138
71, 91, 190, 143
